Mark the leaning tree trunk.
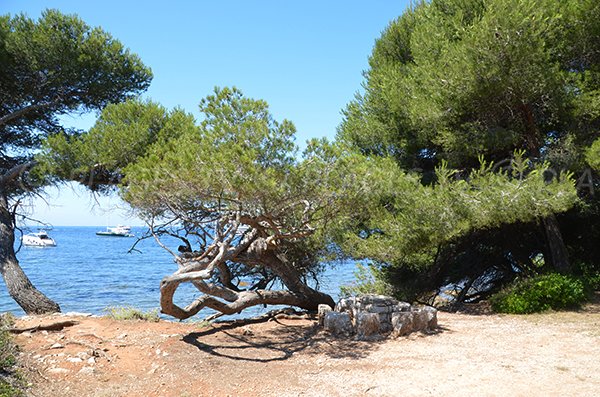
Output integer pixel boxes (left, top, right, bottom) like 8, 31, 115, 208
0, 193, 60, 314
519, 104, 571, 274
542, 214, 571, 274
160, 235, 335, 321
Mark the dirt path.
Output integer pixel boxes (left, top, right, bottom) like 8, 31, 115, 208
13, 304, 600, 397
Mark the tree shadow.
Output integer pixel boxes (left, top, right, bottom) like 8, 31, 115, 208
579, 291, 600, 314
445, 301, 495, 316
418, 324, 452, 336
182, 317, 449, 363
183, 318, 380, 362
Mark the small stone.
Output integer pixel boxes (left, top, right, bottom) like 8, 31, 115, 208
50, 343, 64, 349
87, 357, 96, 365
78, 366, 95, 375
317, 304, 333, 326
117, 333, 128, 339
241, 326, 254, 336
64, 312, 92, 317
66, 357, 83, 363
47, 367, 70, 375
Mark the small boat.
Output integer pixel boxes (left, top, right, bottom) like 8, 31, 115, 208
96, 225, 134, 237
22, 230, 57, 247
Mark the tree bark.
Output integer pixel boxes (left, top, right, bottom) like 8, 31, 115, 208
159, 236, 335, 321
517, 104, 571, 274
542, 214, 571, 274
0, 192, 60, 314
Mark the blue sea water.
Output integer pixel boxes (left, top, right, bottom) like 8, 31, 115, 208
0, 226, 357, 319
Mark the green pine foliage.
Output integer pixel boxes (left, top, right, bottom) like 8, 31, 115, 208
490, 274, 586, 314
0, 8, 152, 316
337, 0, 600, 303
1, 9, 152, 180
586, 138, 600, 171
40, 88, 392, 316
339, 153, 577, 265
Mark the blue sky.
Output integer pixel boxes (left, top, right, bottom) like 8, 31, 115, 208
3, 0, 410, 226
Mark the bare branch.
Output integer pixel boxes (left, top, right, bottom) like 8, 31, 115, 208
148, 221, 178, 258
0, 161, 36, 185
0, 101, 53, 127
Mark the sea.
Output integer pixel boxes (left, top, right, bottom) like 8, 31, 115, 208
0, 226, 358, 320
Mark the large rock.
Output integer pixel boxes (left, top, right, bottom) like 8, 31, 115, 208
411, 308, 429, 332
335, 297, 355, 313
323, 312, 353, 336
411, 306, 438, 332
391, 312, 413, 337
422, 306, 438, 329
355, 312, 380, 339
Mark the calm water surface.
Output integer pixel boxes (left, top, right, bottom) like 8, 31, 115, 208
0, 226, 357, 319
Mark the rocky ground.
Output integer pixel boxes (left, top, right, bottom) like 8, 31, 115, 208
12, 301, 600, 397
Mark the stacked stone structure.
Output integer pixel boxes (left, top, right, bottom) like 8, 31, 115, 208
319, 294, 437, 338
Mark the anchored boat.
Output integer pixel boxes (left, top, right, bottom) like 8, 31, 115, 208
96, 225, 134, 237
22, 230, 57, 247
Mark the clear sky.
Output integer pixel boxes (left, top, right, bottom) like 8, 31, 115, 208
2, 0, 410, 226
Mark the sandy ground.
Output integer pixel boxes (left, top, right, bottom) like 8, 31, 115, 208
13, 302, 600, 397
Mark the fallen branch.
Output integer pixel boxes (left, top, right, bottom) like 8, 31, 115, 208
8, 320, 79, 334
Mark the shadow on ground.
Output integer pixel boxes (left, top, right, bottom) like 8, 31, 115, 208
580, 291, 600, 314
182, 317, 449, 363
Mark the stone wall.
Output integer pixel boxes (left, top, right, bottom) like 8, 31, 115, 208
319, 294, 437, 339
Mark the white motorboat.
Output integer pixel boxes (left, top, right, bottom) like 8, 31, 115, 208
22, 230, 57, 247
96, 225, 134, 237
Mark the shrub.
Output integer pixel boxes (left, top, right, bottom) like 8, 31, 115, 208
104, 306, 160, 322
584, 273, 600, 291
0, 313, 25, 397
490, 273, 586, 314
576, 262, 600, 292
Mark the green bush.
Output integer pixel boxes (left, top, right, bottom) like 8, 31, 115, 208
0, 382, 23, 397
576, 262, 600, 292
0, 313, 25, 397
490, 273, 586, 314
584, 273, 600, 291
104, 306, 160, 322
